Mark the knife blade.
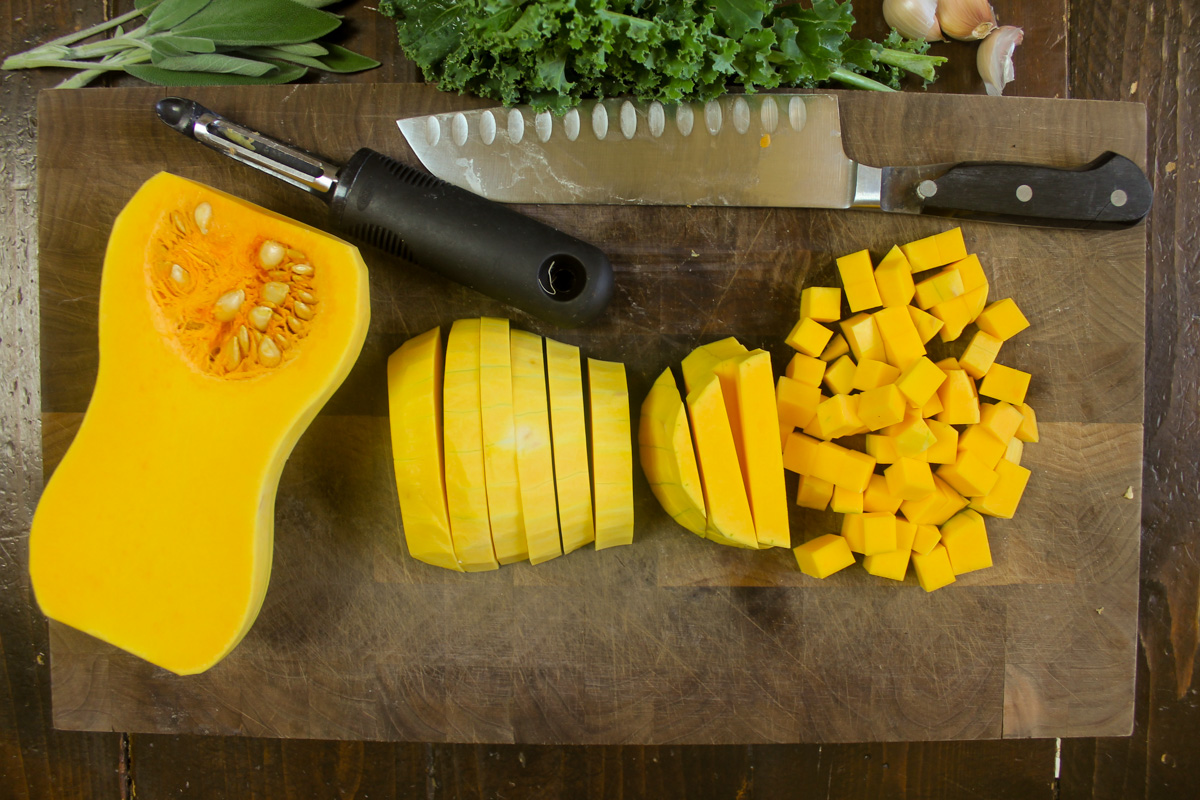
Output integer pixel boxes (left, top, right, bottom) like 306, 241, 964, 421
155, 98, 614, 328
397, 94, 1152, 230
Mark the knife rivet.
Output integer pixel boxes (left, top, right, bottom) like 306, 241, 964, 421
535, 111, 553, 143
451, 113, 468, 147
480, 110, 497, 145
917, 180, 938, 199
704, 101, 723, 136
648, 102, 666, 138
788, 97, 807, 132
760, 97, 780, 134
1111, 189, 1128, 207
620, 100, 637, 140
1016, 184, 1033, 202
732, 97, 750, 134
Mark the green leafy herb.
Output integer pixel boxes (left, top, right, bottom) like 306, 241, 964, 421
1, 0, 379, 89
379, 0, 946, 113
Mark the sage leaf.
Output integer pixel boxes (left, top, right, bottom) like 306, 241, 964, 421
150, 34, 218, 54
310, 44, 381, 73
152, 52, 277, 76
145, 0, 211, 34
172, 0, 341, 47
286, 0, 343, 7
125, 61, 307, 86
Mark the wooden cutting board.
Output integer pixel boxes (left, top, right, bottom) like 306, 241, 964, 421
38, 83, 1145, 744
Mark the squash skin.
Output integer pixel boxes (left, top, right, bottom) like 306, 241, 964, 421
29, 173, 370, 675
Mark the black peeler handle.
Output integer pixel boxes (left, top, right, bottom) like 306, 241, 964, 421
329, 149, 613, 328
155, 97, 613, 328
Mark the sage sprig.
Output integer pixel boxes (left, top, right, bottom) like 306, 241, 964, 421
1, 0, 379, 88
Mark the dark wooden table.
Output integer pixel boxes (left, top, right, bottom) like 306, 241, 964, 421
1, 1, 1195, 797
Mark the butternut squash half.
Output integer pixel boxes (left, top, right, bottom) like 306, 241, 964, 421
29, 172, 370, 675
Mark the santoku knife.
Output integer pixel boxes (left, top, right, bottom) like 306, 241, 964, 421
397, 93, 1152, 230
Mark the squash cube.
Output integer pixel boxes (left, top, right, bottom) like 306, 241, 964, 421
861, 512, 899, 556
796, 474, 834, 510
800, 286, 843, 322
901, 476, 968, 526
857, 384, 906, 431
863, 517, 918, 581
863, 473, 905, 513
930, 285, 988, 342
782, 431, 820, 475
853, 359, 901, 391
976, 298, 1031, 341
776, 375, 822, 431
979, 363, 1031, 404
936, 369, 980, 425
957, 424, 1008, 469
896, 356, 947, 408
979, 401, 1025, 443
815, 393, 863, 440
810, 440, 876, 493
939, 509, 993, 575
1005, 437, 1025, 465
785, 317, 835, 357
1015, 402, 1040, 442
912, 544, 957, 591
937, 450, 1000, 497
822, 354, 858, 396
920, 390, 945, 419
923, 419, 959, 464
865, 434, 899, 464
885, 457, 936, 500
875, 245, 915, 307
836, 249, 883, 311
820, 333, 850, 362
959, 331, 1003, 380
841, 513, 866, 553
914, 269, 966, 310
831, 484, 865, 514
912, 523, 941, 555
889, 413, 937, 457
793, 534, 856, 579
839, 313, 887, 363
874, 306, 927, 369
969, 458, 1032, 518
944, 254, 988, 293
907, 304, 945, 344
786, 353, 826, 386
900, 228, 967, 273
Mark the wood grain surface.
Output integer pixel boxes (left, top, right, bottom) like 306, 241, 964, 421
5, 0, 1200, 797
35, 81, 1145, 745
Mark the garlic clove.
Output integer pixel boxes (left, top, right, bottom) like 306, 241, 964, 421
937, 0, 999, 41
977, 26, 1025, 97
883, 0, 943, 42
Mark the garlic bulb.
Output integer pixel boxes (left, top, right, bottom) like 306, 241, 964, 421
937, 0, 999, 41
977, 26, 1024, 96
883, 0, 943, 42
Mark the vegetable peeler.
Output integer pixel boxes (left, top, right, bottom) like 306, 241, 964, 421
154, 97, 614, 328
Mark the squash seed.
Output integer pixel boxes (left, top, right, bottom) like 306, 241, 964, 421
214, 289, 246, 322
259, 240, 285, 268
169, 264, 191, 289
291, 263, 314, 276
171, 211, 187, 235
273, 333, 291, 351
296, 290, 317, 304
226, 337, 243, 370
293, 300, 315, 321
286, 317, 304, 335
236, 325, 250, 353
258, 336, 282, 367
261, 281, 289, 305
194, 202, 213, 234
248, 305, 273, 332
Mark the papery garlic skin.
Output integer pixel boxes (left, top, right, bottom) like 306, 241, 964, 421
883, 0, 943, 42
978, 26, 1024, 96
937, 0, 999, 41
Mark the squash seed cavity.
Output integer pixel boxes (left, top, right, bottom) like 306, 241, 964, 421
148, 200, 321, 379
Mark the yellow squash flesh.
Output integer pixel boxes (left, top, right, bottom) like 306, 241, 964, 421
29, 172, 370, 675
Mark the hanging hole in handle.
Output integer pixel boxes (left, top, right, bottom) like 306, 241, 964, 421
538, 254, 586, 302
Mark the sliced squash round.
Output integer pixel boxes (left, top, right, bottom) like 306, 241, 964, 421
29, 172, 370, 675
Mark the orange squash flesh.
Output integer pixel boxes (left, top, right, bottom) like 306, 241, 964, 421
29, 173, 370, 675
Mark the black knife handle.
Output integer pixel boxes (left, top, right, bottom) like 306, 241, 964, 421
913, 152, 1152, 229
329, 149, 613, 328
